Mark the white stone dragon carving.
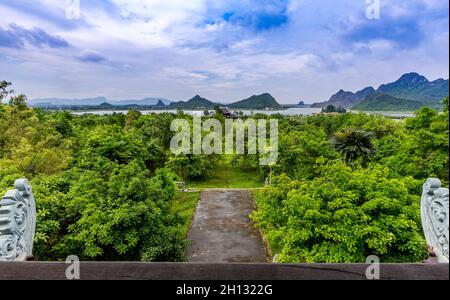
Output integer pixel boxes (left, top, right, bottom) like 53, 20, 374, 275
421, 178, 449, 263
0, 179, 36, 261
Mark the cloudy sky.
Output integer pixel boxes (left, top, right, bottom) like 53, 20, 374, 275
0, 0, 448, 103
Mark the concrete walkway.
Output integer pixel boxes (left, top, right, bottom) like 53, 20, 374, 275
186, 189, 268, 262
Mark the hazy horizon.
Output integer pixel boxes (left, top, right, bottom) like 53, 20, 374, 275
26, 71, 450, 105
1, 0, 449, 104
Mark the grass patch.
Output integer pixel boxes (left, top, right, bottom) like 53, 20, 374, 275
188, 156, 263, 189
171, 191, 200, 239
228, 165, 263, 188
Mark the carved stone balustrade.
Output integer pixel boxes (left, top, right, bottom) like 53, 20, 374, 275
0, 179, 36, 261
421, 178, 449, 263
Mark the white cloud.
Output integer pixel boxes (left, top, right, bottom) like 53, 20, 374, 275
0, 0, 448, 103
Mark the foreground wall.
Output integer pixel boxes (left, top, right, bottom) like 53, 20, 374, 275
0, 262, 448, 280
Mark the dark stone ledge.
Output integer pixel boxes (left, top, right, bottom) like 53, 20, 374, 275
0, 262, 448, 280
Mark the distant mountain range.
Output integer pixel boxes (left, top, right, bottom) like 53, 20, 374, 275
312, 72, 449, 111
28, 97, 172, 107
29, 93, 283, 110
29, 72, 447, 112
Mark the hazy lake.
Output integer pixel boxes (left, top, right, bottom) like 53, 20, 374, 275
71, 107, 415, 117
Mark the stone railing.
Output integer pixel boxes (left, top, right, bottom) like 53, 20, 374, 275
0, 177, 448, 266
421, 178, 449, 263
0, 179, 36, 261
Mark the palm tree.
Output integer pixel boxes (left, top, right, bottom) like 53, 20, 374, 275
331, 129, 376, 167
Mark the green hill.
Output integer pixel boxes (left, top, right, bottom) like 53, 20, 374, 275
169, 95, 216, 109
378, 73, 449, 103
99, 102, 114, 109
352, 93, 426, 111
229, 93, 281, 110
311, 87, 375, 108
154, 99, 166, 107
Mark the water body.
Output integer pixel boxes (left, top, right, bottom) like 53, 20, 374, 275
71, 107, 415, 117
348, 110, 415, 118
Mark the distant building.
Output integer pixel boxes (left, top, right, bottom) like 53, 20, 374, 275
219, 107, 238, 119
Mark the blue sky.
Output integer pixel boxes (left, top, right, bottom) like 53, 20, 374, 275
0, 0, 448, 103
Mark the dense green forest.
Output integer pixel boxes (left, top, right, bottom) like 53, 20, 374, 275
0, 82, 218, 261
1, 81, 448, 262
250, 100, 449, 263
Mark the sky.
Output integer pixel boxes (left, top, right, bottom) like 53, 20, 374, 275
0, 0, 448, 104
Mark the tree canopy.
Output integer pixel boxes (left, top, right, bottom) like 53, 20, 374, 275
0, 82, 447, 263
